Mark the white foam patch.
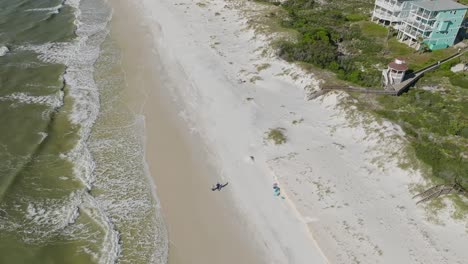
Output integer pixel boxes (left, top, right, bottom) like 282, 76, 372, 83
65, 0, 80, 9
25, 192, 80, 228
16, 0, 122, 263
3, 0, 167, 262
0, 46, 8, 56
18, 0, 111, 190
0, 191, 86, 244
87, 31, 168, 262
25, 4, 63, 14
38, 132, 48, 143
79, 192, 121, 264
0, 92, 64, 108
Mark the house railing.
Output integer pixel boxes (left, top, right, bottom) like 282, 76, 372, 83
375, 0, 404, 12
400, 27, 425, 40
373, 10, 395, 21
404, 18, 434, 32
411, 10, 438, 20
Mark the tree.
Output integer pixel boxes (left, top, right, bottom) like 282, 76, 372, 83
417, 36, 430, 53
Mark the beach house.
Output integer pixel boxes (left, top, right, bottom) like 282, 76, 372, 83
372, 0, 467, 50
398, 0, 467, 50
371, 0, 415, 28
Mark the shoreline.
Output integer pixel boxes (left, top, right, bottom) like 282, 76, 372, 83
109, 0, 265, 263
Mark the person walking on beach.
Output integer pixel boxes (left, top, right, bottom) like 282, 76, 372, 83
212, 182, 228, 191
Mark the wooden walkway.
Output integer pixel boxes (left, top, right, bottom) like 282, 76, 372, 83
389, 50, 466, 95
320, 86, 397, 95
317, 49, 466, 97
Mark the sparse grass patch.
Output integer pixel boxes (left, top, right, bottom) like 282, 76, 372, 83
359, 21, 387, 38
449, 194, 468, 220
449, 73, 468, 89
266, 128, 287, 145
243, 0, 298, 39
346, 13, 368, 22
387, 38, 413, 56
196, 2, 207, 8
256, 63, 271, 72
292, 118, 304, 125
249, 76, 263, 83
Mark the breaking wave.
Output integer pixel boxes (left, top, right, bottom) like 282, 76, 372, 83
25, 4, 63, 14
0, 91, 64, 108
1, 0, 168, 262
16, 0, 121, 262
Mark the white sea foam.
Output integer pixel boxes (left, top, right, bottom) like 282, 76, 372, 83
19, 0, 111, 190
65, 0, 80, 10
0, 190, 119, 263
0, 92, 64, 108
4, 0, 167, 262
87, 30, 168, 262
25, 4, 63, 14
79, 192, 120, 264
25, 192, 81, 228
0, 191, 86, 244
0, 46, 8, 56
18, 0, 121, 263
38, 132, 48, 143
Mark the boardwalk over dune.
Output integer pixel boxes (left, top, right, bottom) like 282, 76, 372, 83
314, 49, 467, 98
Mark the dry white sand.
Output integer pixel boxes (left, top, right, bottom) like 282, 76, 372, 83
113, 0, 468, 263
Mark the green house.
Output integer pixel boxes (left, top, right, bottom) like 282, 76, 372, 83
396, 0, 467, 50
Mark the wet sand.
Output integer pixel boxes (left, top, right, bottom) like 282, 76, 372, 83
108, 1, 264, 263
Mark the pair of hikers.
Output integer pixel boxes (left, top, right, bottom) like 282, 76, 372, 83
212, 182, 228, 191
273, 183, 281, 196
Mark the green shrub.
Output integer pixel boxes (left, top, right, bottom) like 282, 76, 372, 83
346, 13, 368, 22
282, 0, 316, 10
449, 73, 468, 89
266, 128, 287, 145
359, 21, 387, 38
376, 90, 468, 188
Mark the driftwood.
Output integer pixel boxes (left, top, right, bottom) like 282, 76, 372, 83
413, 179, 467, 205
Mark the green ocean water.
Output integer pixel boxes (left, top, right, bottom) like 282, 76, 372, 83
0, 0, 168, 263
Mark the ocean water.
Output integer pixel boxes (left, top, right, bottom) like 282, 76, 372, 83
0, 0, 168, 263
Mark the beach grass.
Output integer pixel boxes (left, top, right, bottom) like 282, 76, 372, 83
266, 128, 287, 145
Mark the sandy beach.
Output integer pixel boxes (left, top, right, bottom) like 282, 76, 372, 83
109, 1, 267, 263
109, 0, 468, 263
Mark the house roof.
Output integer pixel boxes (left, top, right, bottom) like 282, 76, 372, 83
389, 61, 409, 71
413, 0, 468, 11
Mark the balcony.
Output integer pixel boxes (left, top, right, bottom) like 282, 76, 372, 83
373, 10, 394, 21
411, 10, 438, 20
400, 24, 430, 40
401, 28, 424, 40
375, 0, 404, 12
404, 18, 434, 32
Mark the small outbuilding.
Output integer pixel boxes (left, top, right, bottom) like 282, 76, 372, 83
383, 58, 408, 86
